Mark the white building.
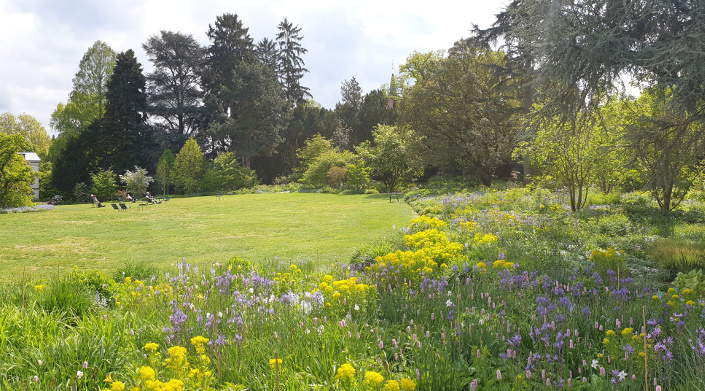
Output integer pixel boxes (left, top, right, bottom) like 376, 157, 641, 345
18, 152, 40, 199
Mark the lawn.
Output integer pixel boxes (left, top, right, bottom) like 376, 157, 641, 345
0, 192, 415, 282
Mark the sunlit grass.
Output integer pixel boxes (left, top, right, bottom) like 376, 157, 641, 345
0, 193, 415, 282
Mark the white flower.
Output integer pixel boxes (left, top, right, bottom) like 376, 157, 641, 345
76, 370, 84, 379
447, 290, 453, 296
354, 304, 360, 311
618, 370, 627, 381
591, 359, 599, 369
446, 299, 454, 307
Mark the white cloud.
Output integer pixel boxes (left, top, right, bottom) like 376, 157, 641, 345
1, 0, 505, 135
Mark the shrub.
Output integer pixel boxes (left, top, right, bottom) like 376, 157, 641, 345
91, 169, 118, 201
73, 181, 90, 203
345, 163, 370, 191
327, 166, 346, 188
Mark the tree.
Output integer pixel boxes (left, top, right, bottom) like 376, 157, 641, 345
276, 18, 311, 105
211, 61, 289, 168
256, 37, 279, 72
0, 134, 33, 208
51, 41, 117, 137
0, 113, 52, 158
143, 31, 206, 144
623, 88, 705, 212
515, 111, 602, 211
356, 125, 420, 192
155, 149, 175, 195
333, 77, 363, 149
202, 13, 255, 112
120, 166, 154, 197
173, 138, 206, 194
97, 49, 156, 173
399, 39, 520, 186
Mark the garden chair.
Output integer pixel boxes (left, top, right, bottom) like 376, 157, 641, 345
163, 196, 171, 202
119, 203, 130, 211
216, 192, 223, 200
111, 203, 120, 211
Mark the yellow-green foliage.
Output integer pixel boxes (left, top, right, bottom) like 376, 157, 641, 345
589, 246, 625, 277
102, 337, 221, 391
319, 275, 374, 317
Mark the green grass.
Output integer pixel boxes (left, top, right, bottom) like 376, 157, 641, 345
0, 193, 415, 282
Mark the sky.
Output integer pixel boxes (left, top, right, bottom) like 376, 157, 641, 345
0, 0, 507, 135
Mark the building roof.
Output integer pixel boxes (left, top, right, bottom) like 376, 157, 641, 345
18, 152, 41, 162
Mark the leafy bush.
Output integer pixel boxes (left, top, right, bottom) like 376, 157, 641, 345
595, 213, 633, 237
672, 269, 705, 298
91, 169, 117, 201
326, 166, 346, 188
120, 166, 154, 197
344, 163, 370, 191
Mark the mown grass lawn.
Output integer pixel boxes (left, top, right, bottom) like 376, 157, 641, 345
0, 193, 415, 282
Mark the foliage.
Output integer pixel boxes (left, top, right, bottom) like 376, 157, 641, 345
300, 149, 356, 187
344, 162, 370, 191
91, 169, 118, 202
114, 261, 161, 283
0, 133, 33, 209
143, 30, 206, 145
516, 110, 605, 211
0, 112, 52, 158
623, 88, 705, 212
648, 237, 705, 275
155, 149, 176, 196
399, 39, 519, 186
37, 278, 94, 318
211, 60, 289, 168
356, 125, 420, 192
50, 40, 117, 137
276, 18, 311, 105
672, 269, 705, 299
201, 152, 259, 192
173, 139, 206, 194
120, 166, 154, 197
73, 182, 91, 203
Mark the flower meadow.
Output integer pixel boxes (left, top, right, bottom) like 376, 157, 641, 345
2, 188, 705, 390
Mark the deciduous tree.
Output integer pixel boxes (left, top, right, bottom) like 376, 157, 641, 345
399, 39, 520, 186
0, 113, 51, 158
0, 134, 33, 208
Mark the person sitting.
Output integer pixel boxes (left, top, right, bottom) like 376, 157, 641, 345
126, 193, 135, 203
146, 192, 161, 204
90, 194, 105, 207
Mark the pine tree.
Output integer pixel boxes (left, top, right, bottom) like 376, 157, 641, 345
276, 18, 310, 105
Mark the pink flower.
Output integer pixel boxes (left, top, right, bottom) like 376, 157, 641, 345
526, 371, 531, 379
497, 370, 502, 380
83, 361, 88, 369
